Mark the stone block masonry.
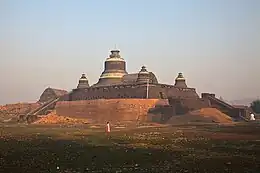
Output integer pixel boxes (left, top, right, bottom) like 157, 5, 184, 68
62, 83, 199, 101
55, 99, 168, 123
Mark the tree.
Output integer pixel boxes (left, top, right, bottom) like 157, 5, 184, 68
250, 99, 260, 114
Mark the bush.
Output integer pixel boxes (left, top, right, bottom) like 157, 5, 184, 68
250, 99, 260, 114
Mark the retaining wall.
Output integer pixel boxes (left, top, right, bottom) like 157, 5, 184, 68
55, 99, 168, 123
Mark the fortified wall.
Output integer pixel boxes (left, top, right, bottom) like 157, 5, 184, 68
61, 83, 198, 101
55, 99, 168, 123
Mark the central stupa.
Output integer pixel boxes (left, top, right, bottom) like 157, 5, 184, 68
94, 49, 128, 86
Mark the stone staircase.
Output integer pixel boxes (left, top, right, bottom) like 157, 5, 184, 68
19, 97, 60, 123
206, 95, 249, 121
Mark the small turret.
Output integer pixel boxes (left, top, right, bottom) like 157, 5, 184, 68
137, 66, 150, 83
77, 73, 89, 89
109, 50, 121, 59
174, 72, 187, 88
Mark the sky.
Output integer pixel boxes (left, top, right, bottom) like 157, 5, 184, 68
0, 0, 259, 104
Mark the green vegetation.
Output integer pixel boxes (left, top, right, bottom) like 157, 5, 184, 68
250, 99, 260, 113
0, 124, 260, 173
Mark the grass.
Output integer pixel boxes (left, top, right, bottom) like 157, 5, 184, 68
0, 123, 260, 173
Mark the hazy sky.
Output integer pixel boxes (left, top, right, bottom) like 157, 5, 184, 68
0, 0, 259, 104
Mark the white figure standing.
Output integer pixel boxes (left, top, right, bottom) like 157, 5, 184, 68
106, 121, 111, 133
250, 113, 256, 121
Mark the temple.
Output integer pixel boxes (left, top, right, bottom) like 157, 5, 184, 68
35, 49, 250, 122
60, 49, 199, 101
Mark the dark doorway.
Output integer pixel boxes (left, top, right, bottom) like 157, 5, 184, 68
159, 92, 164, 99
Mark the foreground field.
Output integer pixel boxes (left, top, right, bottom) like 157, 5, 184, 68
0, 123, 260, 173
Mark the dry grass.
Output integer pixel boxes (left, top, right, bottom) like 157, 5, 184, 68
0, 122, 260, 173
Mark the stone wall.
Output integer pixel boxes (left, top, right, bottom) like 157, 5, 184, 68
39, 88, 56, 103
201, 93, 250, 120
147, 98, 210, 123
147, 105, 175, 123
55, 99, 168, 123
61, 83, 199, 101
168, 98, 210, 115
39, 88, 68, 103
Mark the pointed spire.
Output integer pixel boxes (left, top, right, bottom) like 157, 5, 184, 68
80, 73, 87, 80
139, 66, 149, 74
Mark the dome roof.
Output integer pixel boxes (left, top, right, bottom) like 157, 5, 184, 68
95, 49, 128, 86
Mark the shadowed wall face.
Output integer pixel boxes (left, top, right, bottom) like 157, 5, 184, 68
168, 98, 210, 115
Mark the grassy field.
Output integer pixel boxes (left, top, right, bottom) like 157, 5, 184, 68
0, 122, 260, 173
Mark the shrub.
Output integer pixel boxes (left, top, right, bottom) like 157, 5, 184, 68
250, 99, 260, 114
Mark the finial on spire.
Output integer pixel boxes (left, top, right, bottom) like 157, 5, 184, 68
81, 73, 86, 78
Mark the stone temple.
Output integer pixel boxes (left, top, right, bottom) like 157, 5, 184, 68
61, 49, 199, 101
33, 49, 250, 123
